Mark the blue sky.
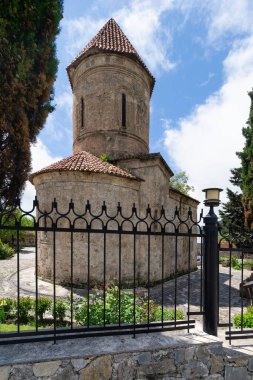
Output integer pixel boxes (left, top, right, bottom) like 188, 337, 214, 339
23, 0, 253, 211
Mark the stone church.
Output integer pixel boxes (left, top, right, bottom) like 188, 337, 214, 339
29, 19, 199, 286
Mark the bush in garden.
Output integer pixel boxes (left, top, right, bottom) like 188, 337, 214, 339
0, 298, 16, 321
0, 239, 14, 260
0, 305, 5, 323
15, 297, 34, 324
0, 289, 184, 328
233, 306, 253, 328
35, 297, 52, 321
52, 299, 68, 322
0, 210, 34, 246
74, 286, 184, 326
0, 296, 68, 325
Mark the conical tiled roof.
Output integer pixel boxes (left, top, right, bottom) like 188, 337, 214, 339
67, 18, 155, 92
29, 151, 140, 184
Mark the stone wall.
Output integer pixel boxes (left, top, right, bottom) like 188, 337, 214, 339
33, 159, 199, 286
70, 53, 151, 159
116, 155, 200, 274
34, 170, 140, 286
0, 333, 252, 380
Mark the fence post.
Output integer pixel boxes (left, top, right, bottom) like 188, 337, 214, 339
203, 205, 219, 336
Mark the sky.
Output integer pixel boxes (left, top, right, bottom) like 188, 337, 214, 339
22, 0, 253, 214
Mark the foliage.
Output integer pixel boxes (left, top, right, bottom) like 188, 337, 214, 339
15, 296, 34, 324
219, 188, 244, 234
219, 256, 253, 270
0, 239, 14, 259
34, 297, 52, 321
52, 299, 67, 322
0, 310, 5, 323
2, 296, 60, 325
234, 306, 253, 328
169, 171, 195, 196
0, 209, 34, 244
219, 256, 228, 264
230, 257, 242, 270
237, 90, 253, 229
0, 296, 67, 325
219, 166, 248, 246
0, 0, 63, 210
0, 289, 184, 329
100, 154, 110, 162
0, 300, 6, 322
74, 286, 184, 326
0, 297, 35, 324
0, 297, 15, 320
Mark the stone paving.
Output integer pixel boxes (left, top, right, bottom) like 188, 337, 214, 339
0, 247, 252, 342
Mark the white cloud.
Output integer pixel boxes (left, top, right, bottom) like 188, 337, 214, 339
21, 140, 62, 212
113, 0, 175, 73
43, 114, 64, 141
42, 91, 73, 142
62, 16, 106, 58
62, 0, 253, 78
206, 0, 253, 43
163, 35, 253, 208
176, 0, 253, 46
62, 0, 175, 74
56, 91, 72, 119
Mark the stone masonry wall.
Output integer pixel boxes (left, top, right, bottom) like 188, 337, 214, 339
34, 170, 141, 285
71, 53, 151, 159
116, 156, 200, 275
33, 160, 199, 286
0, 333, 253, 380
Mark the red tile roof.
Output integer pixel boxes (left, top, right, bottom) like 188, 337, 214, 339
67, 18, 155, 93
29, 151, 140, 183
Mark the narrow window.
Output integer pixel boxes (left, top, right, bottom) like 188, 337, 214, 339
81, 97, 84, 129
122, 93, 126, 127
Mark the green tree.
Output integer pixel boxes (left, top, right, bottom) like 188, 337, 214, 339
0, 0, 63, 211
237, 90, 253, 229
0, 209, 34, 244
219, 168, 245, 241
169, 171, 195, 196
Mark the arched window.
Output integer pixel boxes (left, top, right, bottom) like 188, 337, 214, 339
80, 97, 84, 129
122, 93, 126, 127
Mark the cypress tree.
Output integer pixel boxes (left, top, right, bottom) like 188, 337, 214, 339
237, 90, 253, 229
219, 169, 244, 235
0, 0, 63, 210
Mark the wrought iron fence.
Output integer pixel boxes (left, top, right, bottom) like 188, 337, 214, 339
0, 198, 204, 344
218, 228, 253, 344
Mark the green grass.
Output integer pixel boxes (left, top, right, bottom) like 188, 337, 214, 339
0, 323, 34, 332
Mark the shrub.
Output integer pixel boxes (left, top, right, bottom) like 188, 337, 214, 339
35, 297, 52, 321
0, 210, 34, 245
74, 286, 184, 326
233, 306, 253, 328
52, 299, 68, 322
0, 306, 5, 323
219, 256, 250, 270
15, 297, 34, 324
0, 240, 14, 259
100, 154, 110, 162
0, 298, 15, 320
0, 296, 68, 325
231, 257, 242, 270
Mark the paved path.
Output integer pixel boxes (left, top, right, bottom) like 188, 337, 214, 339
0, 247, 252, 343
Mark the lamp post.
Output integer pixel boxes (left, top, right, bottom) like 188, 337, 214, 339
202, 187, 223, 336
